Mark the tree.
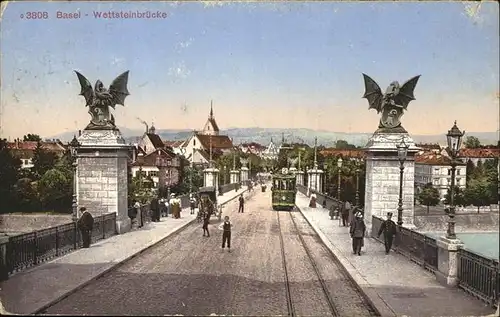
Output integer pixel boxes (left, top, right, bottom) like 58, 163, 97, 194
465, 159, 475, 184
14, 178, 40, 212
37, 168, 72, 213
444, 185, 465, 206
464, 136, 481, 149
23, 134, 42, 142
0, 140, 21, 213
128, 169, 154, 204
463, 177, 494, 213
31, 141, 58, 179
335, 140, 357, 149
417, 183, 441, 213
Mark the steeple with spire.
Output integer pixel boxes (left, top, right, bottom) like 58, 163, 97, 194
201, 100, 220, 136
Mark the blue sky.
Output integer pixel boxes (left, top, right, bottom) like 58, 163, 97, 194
1, 1, 498, 138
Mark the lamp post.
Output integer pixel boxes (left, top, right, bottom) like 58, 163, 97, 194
355, 159, 361, 207
323, 162, 328, 194
446, 121, 465, 239
69, 135, 80, 223
337, 157, 343, 201
396, 139, 409, 228
224, 165, 227, 185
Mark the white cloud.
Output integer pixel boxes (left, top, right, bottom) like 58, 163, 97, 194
176, 37, 194, 50
168, 61, 191, 79
111, 57, 125, 66
200, 1, 227, 8
462, 2, 484, 25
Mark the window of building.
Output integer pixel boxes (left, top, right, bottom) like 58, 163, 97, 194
193, 139, 196, 146
456, 169, 461, 175
149, 171, 158, 177
447, 169, 451, 175
433, 178, 439, 185
456, 178, 461, 185
434, 168, 439, 174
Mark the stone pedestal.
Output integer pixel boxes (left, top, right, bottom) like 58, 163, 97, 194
76, 129, 132, 234
230, 170, 240, 184
307, 167, 324, 192
289, 167, 297, 175
240, 167, 249, 183
436, 236, 464, 287
364, 132, 419, 227
296, 170, 305, 186
203, 167, 219, 192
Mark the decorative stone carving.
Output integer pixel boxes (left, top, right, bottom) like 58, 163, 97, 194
77, 129, 126, 146
362, 74, 420, 133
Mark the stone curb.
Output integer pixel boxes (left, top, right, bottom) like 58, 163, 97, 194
295, 204, 397, 317
32, 188, 250, 315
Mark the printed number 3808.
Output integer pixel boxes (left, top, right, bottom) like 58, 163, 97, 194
26, 12, 49, 19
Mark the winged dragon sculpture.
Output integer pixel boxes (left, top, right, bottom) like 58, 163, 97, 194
75, 71, 130, 130
362, 74, 420, 133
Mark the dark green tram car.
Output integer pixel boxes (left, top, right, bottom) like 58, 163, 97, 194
271, 168, 297, 211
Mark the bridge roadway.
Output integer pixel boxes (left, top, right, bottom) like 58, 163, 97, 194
44, 188, 376, 316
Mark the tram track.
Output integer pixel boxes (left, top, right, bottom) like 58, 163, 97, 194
276, 207, 379, 317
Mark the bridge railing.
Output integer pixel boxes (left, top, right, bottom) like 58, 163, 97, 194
0, 212, 117, 281
371, 215, 438, 273
296, 184, 345, 212
458, 248, 499, 307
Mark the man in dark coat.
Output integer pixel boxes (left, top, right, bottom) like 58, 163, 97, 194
238, 195, 244, 213
77, 207, 94, 248
200, 194, 214, 237
150, 196, 160, 222
378, 212, 398, 254
219, 215, 233, 252
349, 212, 366, 256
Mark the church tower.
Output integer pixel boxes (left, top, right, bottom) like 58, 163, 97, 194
201, 100, 220, 136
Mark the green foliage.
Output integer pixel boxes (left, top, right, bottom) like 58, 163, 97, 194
0, 140, 21, 213
170, 165, 204, 194
444, 185, 465, 206
23, 134, 42, 142
417, 183, 440, 213
31, 141, 58, 179
37, 168, 72, 213
335, 140, 357, 149
128, 170, 155, 204
15, 178, 41, 212
464, 176, 496, 212
464, 136, 481, 149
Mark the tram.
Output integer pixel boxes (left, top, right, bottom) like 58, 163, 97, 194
271, 168, 297, 211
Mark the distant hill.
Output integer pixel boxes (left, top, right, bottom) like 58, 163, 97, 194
49, 127, 498, 147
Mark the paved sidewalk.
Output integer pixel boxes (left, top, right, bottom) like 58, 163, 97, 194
0, 187, 249, 315
295, 193, 496, 317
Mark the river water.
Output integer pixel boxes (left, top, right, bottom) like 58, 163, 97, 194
425, 232, 499, 260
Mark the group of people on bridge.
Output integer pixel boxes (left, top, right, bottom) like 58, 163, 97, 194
309, 194, 397, 256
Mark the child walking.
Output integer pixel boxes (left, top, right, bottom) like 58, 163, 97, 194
219, 216, 233, 252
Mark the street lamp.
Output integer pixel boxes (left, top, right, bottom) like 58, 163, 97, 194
337, 157, 343, 201
396, 139, 409, 228
69, 135, 80, 223
224, 165, 227, 185
323, 162, 328, 194
446, 121, 465, 239
355, 159, 361, 207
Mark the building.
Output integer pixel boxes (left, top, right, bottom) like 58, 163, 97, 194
239, 142, 266, 156
164, 140, 186, 156
7, 139, 66, 169
182, 103, 234, 165
414, 153, 467, 201
320, 148, 366, 159
458, 147, 500, 165
261, 138, 279, 160
130, 125, 182, 189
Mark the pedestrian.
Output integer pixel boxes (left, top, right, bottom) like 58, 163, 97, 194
219, 215, 233, 252
349, 212, 366, 256
163, 198, 169, 218
200, 194, 214, 237
169, 193, 180, 219
377, 212, 398, 254
77, 207, 94, 248
238, 194, 244, 213
309, 193, 317, 208
341, 201, 352, 227
134, 201, 143, 228
190, 194, 196, 215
